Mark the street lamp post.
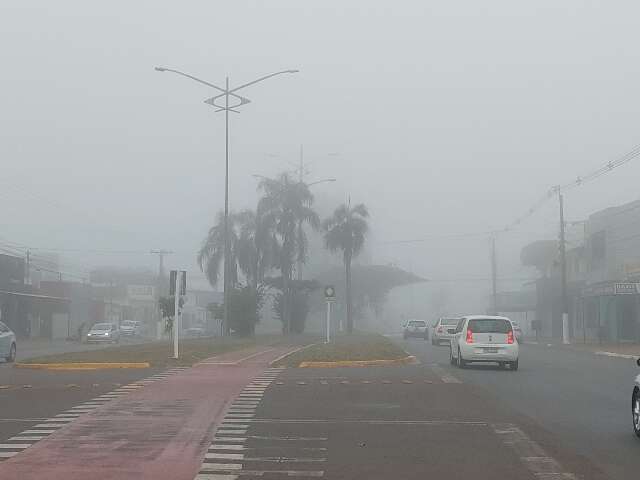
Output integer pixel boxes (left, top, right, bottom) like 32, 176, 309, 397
156, 67, 298, 336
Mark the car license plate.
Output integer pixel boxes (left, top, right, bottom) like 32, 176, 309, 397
484, 348, 498, 353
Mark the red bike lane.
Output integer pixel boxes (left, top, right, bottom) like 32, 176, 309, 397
0, 346, 296, 480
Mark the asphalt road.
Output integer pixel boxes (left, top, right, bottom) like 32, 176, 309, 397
399, 337, 640, 480
224, 351, 611, 479
0, 336, 162, 365
0, 366, 161, 444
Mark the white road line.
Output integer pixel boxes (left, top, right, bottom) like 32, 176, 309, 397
205, 452, 245, 460
34, 423, 66, 429
216, 430, 248, 436
491, 424, 577, 479
247, 435, 328, 441
220, 422, 250, 427
225, 414, 255, 419
0, 443, 32, 449
9, 436, 46, 441
0, 452, 19, 458
195, 474, 238, 480
45, 418, 74, 423
209, 444, 246, 451
213, 437, 247, 443
55, 414, 81, 418
229, 406, 257, 410
21, 430, 56, 435
430, 365, 462, 384
200, 463, 243, 471
240, 456, 326, 463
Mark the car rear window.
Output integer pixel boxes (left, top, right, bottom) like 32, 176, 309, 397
441, 318, 459, 326
92, 323, 111, 330
408, 320, 426, 327
122, 321, 134, 326
468, 319, 512, 333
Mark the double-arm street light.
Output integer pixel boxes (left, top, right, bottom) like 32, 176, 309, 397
156, 67, 298, 335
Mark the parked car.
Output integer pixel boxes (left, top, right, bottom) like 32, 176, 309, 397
449, 316, 519, 370
120, 320, 142, 337
185, 326, 205, 337
0, 321, 17, 362
403, 319, 429, 340
86, 323, 120, 343
633, 357, 640, 438
431, 317, 461, 345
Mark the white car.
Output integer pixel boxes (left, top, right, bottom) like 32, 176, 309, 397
0, 321, 17, 362
403, 320, 429, 340
633, 358, 640, 438
449, 316, 519, 370
120, 320, 142, 337
86, 323, 120, 343
431, 317, 461, 345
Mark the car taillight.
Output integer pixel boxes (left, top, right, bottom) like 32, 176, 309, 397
437, 327, 443, 333
507, 330, 514, 344
466, 328, 473, 343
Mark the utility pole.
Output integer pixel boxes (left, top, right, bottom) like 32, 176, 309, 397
25, 249, 30, 285
151, 249, 172, 340
558, 188, 570, 344
491, 235, 498, 315
151, 250, 172, 295
297, 144, 305, 281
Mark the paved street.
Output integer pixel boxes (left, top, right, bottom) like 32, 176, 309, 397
400, 338, 640, 480
0, 336, 163, 365
1, 338, 638, 479
0, 346, 298, 479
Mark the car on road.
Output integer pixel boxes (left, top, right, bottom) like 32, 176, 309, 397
86, 322, 120, 343
120, 320, 142, 337
0, 321, 17, 362
403, 319, 429, 340
449, 316, 519, 370
633, 357, 640, 438
185, 326, 206, 337
511, 320, 524, 344
431, 317, 461, 345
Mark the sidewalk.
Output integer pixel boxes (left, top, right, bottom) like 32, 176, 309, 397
0, 345, 298, 480
527, 337, 640, 358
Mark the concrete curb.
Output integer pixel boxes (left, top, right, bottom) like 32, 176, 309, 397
14, 362, 151, 370
270, 343, 318, 367
298, 355, 417, 368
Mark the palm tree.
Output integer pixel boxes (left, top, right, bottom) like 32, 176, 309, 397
323, 202, 369, 333
257, 173, 319, 333
198, 209, 272, 289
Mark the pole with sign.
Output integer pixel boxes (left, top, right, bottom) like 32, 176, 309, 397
324, 286, 336, 343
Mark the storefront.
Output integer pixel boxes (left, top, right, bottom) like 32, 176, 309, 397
581, 282, 640, 343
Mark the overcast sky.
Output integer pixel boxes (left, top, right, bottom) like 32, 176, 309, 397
2, 1, 640, 297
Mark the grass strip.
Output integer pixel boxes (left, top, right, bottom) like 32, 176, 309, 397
273, 333, 409, 367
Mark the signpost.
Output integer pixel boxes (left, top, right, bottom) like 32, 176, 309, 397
324, 286, 336, 344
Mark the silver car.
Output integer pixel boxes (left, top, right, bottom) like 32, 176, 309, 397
86, 322, 120, 343
431, 317, 461, 345
633, 357, 640, 438
0, 321, 17, 363
120, 320, 142, 337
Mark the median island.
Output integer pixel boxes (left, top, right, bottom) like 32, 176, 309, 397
17, 336, 275, 369
274, 333, 414, 368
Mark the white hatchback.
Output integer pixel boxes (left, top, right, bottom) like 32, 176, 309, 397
449, 316, 519, 370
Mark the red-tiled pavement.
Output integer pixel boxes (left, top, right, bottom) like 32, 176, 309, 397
0, 346, 296, 480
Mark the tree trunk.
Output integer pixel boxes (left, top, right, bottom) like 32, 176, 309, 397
345, 252, 353, 333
